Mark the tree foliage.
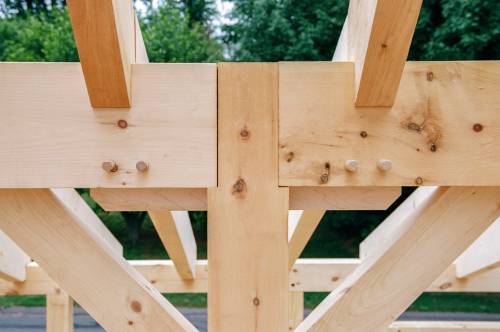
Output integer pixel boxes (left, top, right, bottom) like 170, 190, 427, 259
225, 0, 500, 61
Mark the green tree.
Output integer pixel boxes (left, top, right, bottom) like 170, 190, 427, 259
142, 1, 222, 62
225, 0, 500, 61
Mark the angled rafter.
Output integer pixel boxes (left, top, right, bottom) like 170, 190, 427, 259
0, 231, 30, 282
455, 217, 500, 278
348, 0, 423, 106
90, 187, 401, 211
297, 187, 500, 331
0, 189, 195, 332
288, 210, 325, 270
332, 18, 348, 61
67, 0, 138, 107
148, 211, 197, 280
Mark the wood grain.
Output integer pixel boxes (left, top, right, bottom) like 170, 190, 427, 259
280, 61, 500, 186
208, 63, 289, 331
298, 187, 500, 331
0, 63, 216, 188
0, 189, 196, 332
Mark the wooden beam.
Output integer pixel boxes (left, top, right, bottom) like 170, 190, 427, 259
4, 258, 500, 296
288, 210, 325, 270
360, 186, 438, 259
297, 187, 500, 331
289, 292, 304, 331
0, 189, 196, 332
279, 61, 500, 186
0, 63, 216, 188
67, 0, 138, 107
148, 211, 197, 280
47, 289, 73, 332
348, 0, 423, 106
332, 18, 348, 61
51, 188, 122, 255
209, 63, 289, 331
0, 231, 30, 282
455, 217, 500, 278
91, 186, 401, 211
387, 321, 500, 331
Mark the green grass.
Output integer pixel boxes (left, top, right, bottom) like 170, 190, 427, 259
2, 190, 500, 313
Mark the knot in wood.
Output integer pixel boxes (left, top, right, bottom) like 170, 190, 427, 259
415, 176, 424, 185
253, 297, 260, 306
240, 127, 250, 140
473, 123, 483, 132
130, 300, 142, 313
232, 178, 246, 196
117, 119, 128, 129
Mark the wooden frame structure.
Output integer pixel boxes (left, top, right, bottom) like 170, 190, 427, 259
0, 0, 499, 331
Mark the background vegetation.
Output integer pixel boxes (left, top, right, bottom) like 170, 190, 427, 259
0, 0, 499, 312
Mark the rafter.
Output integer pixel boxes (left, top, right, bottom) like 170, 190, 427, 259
455, 217, 500, 278
288, 210, 325, 270
0, 189, 195, 332
67, 0, 140, 107
347, 0, 423, 106
297, 187, 500, 331
0, 231, 30, 282
148, 211, 197, 280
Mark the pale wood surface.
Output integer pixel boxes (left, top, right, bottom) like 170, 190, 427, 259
0, 189, 196, 332
91, 186, 400, 211
348, 0, 423, 106
289, 292, 304, 331
0, 63, 216, 188
52, 188, 122, 255
298, 187, 500, 331
455, 217, 500, 278
288, 210, 325, 270
360, 186, 438, 259
3, 259, 500, 296
387, 321, 500, 331
0, 231, 30, 282
208, 63, 289, 331
67, 0, 136, 107
148, 211, 197, 280
280, 62, 500, 186
46, 289, 74, 332
332, 18, 348, 61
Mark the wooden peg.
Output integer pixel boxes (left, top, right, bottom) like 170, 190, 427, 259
102, 161, 118, 173
136, 161, 149, 172
344, 160, 359, 172
377, 159, 392, 172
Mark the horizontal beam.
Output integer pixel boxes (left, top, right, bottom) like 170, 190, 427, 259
0, 63, 216, 188
280, 61, 500, 186
387, 321, 500, 331
91, 186, 401, 211
4, 258, 500, 296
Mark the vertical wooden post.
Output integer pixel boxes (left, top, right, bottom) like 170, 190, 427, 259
47, 289, 74, 332
208, 63, 289, 331
289, 292, 304, 331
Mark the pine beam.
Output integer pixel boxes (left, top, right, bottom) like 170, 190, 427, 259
47, 289, 74, 332
279, 61, 500, 187
348, 0, 423, 106
0, 189, 196, 332
67, 0, 140, 107
91, 187, 401, 211
455, 217, 500, 278
148, 211, 197, 280
209, 63, 289, 331
288, 210, 325, 270
0, 231, 30, 282
297, 187, 500, 331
